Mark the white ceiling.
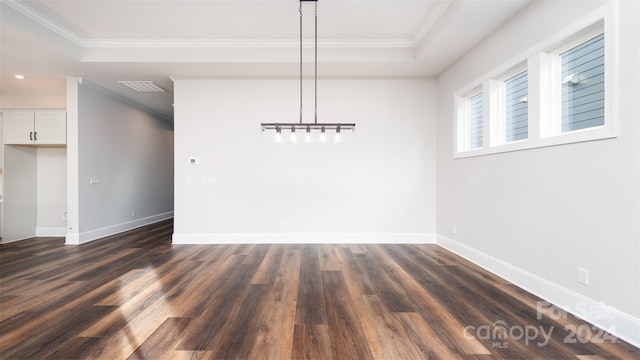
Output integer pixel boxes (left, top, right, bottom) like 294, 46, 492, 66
0, 0, 532, 119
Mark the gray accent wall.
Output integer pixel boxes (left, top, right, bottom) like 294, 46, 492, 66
66, 80, 174, 243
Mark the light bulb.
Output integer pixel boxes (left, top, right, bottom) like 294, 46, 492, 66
290, 129, 297, 143
275, 129, 282, 143
305, 129, 311, 143
320, 127, 326, 144
334, 132, 341, 143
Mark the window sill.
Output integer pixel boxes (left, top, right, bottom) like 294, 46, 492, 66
454, 126, 616, 159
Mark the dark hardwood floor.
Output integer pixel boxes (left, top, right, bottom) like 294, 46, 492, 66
0, 220, 638, 359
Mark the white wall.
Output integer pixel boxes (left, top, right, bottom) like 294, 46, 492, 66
436, 0, 639, 345
65, 81, 174, 244
0, 87, 66, 110
0, 116, 3, 196
1, 146, 67, 241
1, 145, 37, 242
173, 78, 436, 243
36, 148, 66, 235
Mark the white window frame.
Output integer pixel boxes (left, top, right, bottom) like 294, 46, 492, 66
540, 25, 607, 139
455, 87, 484, 153
489, 65, 528, 148
453, 3, 617, 159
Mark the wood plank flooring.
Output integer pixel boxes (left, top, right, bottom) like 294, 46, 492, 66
1, 220, 638, 359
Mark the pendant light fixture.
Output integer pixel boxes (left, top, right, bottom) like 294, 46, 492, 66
261, 0, 355, 144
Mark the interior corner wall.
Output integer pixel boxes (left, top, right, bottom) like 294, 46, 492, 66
72, 83, 174, 243
436, 0, 639, 345
36, 147, 67, 235
173, 78, 436, 243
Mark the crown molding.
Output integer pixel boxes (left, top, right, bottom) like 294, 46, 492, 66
2, 0, 84, 46
411, 0, 453, 46
81, 38, 414, 49
5, 0, 415, 53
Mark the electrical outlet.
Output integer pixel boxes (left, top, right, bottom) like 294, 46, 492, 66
451, 225, 457, 235
89, 177, 101, 185
578, 268, 589, 285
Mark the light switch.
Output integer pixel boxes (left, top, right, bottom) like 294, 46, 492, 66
189, 157, 199, 165
89, 177, 101, 185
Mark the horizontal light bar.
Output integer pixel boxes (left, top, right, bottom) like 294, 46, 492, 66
261, 123, 356, 144
260, 123, 355, 131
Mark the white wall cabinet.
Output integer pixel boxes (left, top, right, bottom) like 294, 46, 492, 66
2, 110, 66, 145
1, 109, 68, 243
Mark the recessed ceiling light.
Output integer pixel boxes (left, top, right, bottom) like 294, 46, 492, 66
14, 74, 25, 80
117, 80, 167, 93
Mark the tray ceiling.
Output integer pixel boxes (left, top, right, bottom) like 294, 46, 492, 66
1, 0, 532, 119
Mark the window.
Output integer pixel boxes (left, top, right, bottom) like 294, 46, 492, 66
455, 90, 484, 153
561, 33, 605, 132
453, 6, 615, 158
468, 93, 483, 149
505, 71, 528, 142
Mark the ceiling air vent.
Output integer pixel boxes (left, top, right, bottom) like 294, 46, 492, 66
118, 81, 167, 93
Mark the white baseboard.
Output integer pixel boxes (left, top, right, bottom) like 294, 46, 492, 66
0, 235, 34, 244
65, 212, 173, 245
65, 232, 80, 245
436, 234, 640, 348
172, 232, 436, 245
36, 227, 67, 237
